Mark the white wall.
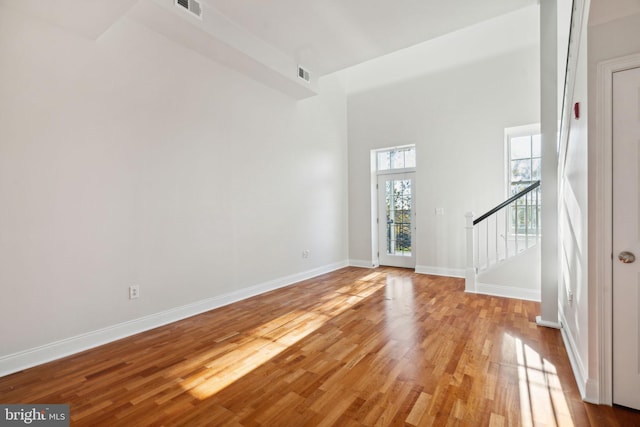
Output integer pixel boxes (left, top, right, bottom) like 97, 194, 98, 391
348, 44, 540, 274
558, 3, 640, 402
477, 246, 541, 301
558, 0, 573, 113
558, 5, 590, 396
0, 6, 348, 365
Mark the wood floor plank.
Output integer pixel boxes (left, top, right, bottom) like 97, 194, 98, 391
1, 267, 639, 426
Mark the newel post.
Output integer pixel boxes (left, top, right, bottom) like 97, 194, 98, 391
465, 212, 476, 293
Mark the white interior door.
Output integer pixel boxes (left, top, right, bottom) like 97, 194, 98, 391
377, 173, 415, 268
613, 66, 640, 411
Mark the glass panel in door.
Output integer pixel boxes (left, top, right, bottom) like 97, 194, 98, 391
378, 173, 415, 268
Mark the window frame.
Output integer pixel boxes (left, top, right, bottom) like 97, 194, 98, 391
375, 145, 416, 174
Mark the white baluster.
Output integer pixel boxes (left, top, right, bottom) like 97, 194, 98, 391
465, 212, 476, 293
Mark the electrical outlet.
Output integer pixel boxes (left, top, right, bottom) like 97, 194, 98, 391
129, 285, 140, 300
302, 249, 310, 259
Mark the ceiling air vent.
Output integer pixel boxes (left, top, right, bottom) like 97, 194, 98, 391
176, 0, 202, 19
298, 65, 310, 83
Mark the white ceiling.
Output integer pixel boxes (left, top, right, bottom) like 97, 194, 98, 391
340, 6, 539, 94
5, 0, 640, 98
207, 0, 538, 75
0, 0, 540, 98
589, 0, 640, 26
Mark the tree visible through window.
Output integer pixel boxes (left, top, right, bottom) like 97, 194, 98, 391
385, 179, 412, 255
508, 131, 541, 235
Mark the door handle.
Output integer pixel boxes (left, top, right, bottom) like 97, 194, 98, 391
618, 251, 636, 264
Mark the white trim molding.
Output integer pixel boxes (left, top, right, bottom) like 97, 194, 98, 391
415, 265, 465, 278
0, 261, 348, 378
559, 311, 589, 399
349, 259, 377, 268
472, 282, 541, 302
595, 51, 640, 406
535, 316, 561, 329
559, 310, 599, 403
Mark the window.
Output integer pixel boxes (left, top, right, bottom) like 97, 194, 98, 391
509, 134, 541, 194
506, 127, 541, 235
376, 146, 416, 171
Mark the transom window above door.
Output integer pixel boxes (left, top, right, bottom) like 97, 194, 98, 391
376, 146, 416, 171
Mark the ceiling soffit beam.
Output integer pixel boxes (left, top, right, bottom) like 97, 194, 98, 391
129, 0, 318, 100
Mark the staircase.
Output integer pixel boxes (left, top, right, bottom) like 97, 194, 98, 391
465, 181, 541, 300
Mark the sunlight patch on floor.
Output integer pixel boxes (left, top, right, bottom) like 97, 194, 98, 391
511, 334, 574, 427
361, 271, 384, 282
188, 337, 288, 399
185, 282, 385, 400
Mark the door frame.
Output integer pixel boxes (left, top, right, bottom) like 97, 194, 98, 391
369, 146, 417, 269
595, 52, 640, 405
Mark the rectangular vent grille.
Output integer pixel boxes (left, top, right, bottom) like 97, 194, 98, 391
298, 66, 310, 83
176, 0, 202, 18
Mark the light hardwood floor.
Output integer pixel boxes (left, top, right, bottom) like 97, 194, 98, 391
1, 267, 639, 426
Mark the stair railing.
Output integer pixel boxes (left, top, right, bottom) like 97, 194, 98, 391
465, 181, 541, 292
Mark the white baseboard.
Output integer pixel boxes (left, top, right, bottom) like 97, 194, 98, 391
415, 265, 465, 278
535, 316, 561, 329
558, 310, 596, 402
349, 259, 377, 268
0, 261, 349, 378
469, 282, 541, 302
584, 379, 600, 404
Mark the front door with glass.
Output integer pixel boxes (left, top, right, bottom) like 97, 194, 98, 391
378, 173, 415, 268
